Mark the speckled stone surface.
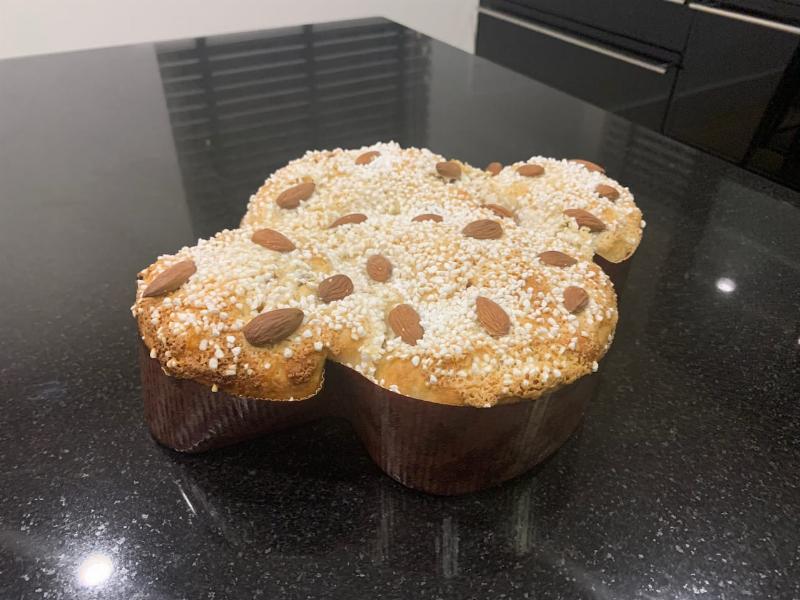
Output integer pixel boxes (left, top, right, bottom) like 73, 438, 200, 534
1, 18, 798, 600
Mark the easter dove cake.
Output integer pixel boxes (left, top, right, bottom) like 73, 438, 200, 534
133, 142, 644, 494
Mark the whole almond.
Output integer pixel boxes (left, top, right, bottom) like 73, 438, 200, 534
412, 213, 443, 223
143, 260, 196, 297
563, 286, 589, 313
476, 296, 510, 337
318, 274, 353, 303
517, 164, 544, 177
276, 181, 315, 209
571, 159, 605, 173
251, 228, 295, 252
564, 208, 606, 232
595, 183, 620, 201
355, 150, 380, 165
462, 219, 503, 240
436, 160, 461, 180
481, 203, 515, 219
388, 304, 423, 346
243, 308, 304, 346
538, 250, 577, 267
330, 213, 367, 228
366, 254, 392, 282
485, 162, 502, 176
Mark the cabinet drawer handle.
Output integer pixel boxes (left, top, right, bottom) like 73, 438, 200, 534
478, 7, 670, 74
688, 3, 800, 35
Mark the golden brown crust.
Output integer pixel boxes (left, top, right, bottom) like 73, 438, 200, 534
488, 157, 644, 264
132, 143, 642, 407
595, 206, 643, 263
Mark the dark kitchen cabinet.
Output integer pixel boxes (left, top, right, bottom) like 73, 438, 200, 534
476, 1, 683, 130
483, 0, 692, 52
476, 0, 800, 192
664, 4, 800, 187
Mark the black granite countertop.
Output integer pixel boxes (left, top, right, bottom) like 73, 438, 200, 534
1, 17, 798, 600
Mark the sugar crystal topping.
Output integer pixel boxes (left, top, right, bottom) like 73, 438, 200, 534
133, 142, 643, 406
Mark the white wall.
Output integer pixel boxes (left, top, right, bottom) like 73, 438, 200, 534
0, 0, 478, 60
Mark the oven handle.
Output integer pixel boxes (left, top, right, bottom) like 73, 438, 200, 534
688, 3, 800, 35
478, 6, 671, 75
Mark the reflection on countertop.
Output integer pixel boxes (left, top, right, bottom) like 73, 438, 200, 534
0, 17, 798, 600
155, 20, 430, 236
